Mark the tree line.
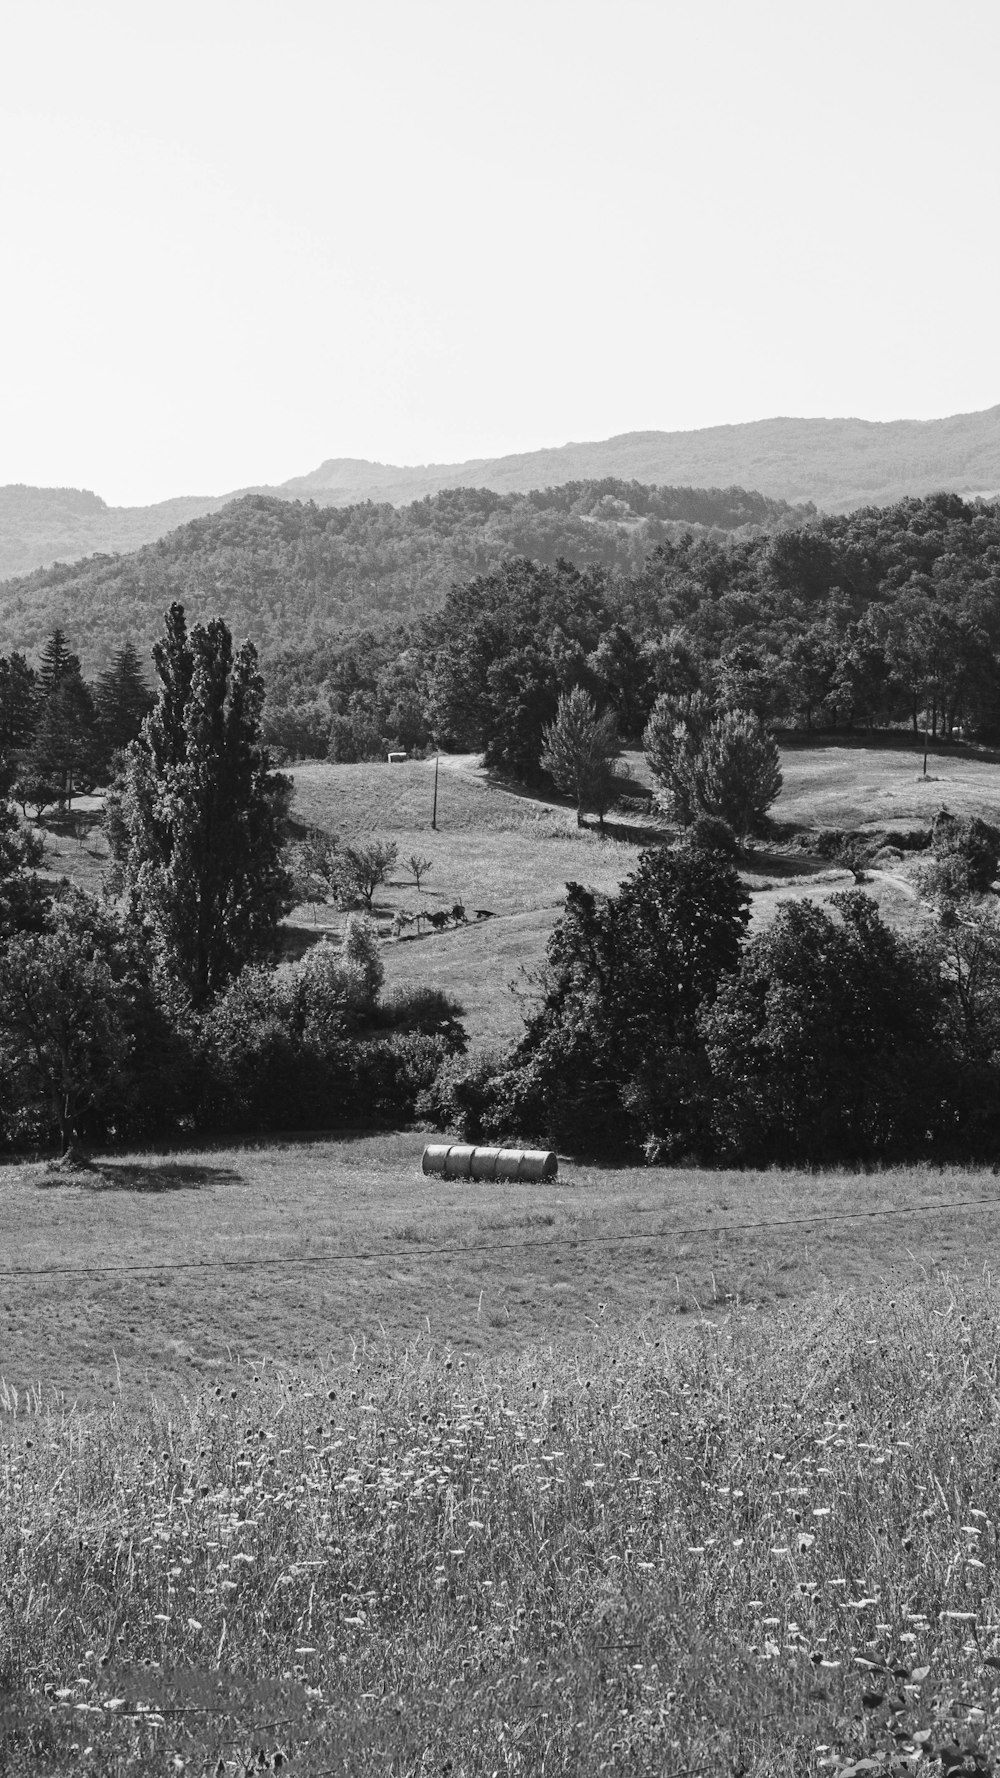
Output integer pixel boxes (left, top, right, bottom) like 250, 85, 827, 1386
8, 483, 1000, 780
265, 491, 1000, 773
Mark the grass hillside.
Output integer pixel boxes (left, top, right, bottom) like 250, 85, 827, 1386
3, 1132, 1000, 1409
285, 738, 1000, 1038
34, 739, 1000, 1045
8, 1276, 1000, 1773
10, 743, 1000, 1770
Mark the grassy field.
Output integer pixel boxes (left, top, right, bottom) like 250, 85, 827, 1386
776, 731, 1000, 829
7, 1278, 1000, 1773
8, 740, 1000, 1770
4, 1134, 1000, 1410
32, 739, 1000, 1046
285, 739, 1000, 1035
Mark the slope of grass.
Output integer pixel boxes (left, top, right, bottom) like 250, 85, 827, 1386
7, 1279, 1000, 1773
4, 1134, 1000, 1410
286, 759, 644, 940
775, 732, 1000, 830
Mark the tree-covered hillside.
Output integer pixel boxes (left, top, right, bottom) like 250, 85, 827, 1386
0, 480, 809, 674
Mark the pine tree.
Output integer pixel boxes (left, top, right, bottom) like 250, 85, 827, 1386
95, 643, 154, 759
540, 686, 620, 827
21, 674, 103, 806
693, 710, 783, 845
105, 603, 294, 1004
0, 653, 38, 754
37, 627, 81, 697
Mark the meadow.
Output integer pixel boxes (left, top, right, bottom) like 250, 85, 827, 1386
7, 1276, 1000, 1773
7, 734, 1000, 1771
279, 737, 994, 1039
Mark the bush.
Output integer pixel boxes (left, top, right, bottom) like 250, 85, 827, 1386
199, 961, 354, 1131
687, 814, 739, 858
927, 810, 1000, 897
358, 1033, 455, 1124
416, 1047, 509, 1141
338, 913, 384, 1016
376, 984, 468, 1050
200, 931, 464, 1133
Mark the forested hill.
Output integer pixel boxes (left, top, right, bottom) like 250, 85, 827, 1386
6, 404, 1000, 580
0, 480, 808, 674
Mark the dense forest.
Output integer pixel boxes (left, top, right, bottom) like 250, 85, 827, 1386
4, 481, 1000, 775
268, 488, 1000, 767
0, 480, 810, 672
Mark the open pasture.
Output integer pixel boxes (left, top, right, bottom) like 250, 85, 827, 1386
7, 1275, 1000, 1773
776, 731, 1000, 830
3, 1133, 1000, 1411
286, 756, 642, 921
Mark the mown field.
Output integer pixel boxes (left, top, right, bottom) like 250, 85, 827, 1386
7, 734, 1000, 1772
5, 1133, 1000, 1409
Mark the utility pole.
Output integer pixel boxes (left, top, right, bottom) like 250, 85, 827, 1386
432, 752, 439, 830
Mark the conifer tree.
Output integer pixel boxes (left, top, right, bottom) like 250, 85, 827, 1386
37, 627, 81, 696
23, 674, 103, 806
105, 603, 294, 1004
0, 653, 38, 755
95, 642, 154, 758
540, 686, 620, 827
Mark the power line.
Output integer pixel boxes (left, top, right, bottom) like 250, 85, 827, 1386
2, 1193, 999, 1280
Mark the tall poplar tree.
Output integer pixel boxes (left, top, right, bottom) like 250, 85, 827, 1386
105, 604, 294, 1004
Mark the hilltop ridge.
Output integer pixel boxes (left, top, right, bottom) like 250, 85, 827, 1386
3, 403, 1000, 579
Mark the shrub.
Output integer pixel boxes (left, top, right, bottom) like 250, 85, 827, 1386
687, 813, 739, 858
338, 913, 384, 1016
376, 984, 467, 1050
416, 1046, 509, 1141
924, 810, 1000, 899
358, 1032, 454, 1123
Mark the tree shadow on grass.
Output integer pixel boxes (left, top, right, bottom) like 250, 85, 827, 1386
741, 848, 829, 881
36, 1161, 243, 1193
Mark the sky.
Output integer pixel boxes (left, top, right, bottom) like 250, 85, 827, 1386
2, 0, 999, 506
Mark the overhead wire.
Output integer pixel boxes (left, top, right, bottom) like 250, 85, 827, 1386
2, 1192, 999, 1279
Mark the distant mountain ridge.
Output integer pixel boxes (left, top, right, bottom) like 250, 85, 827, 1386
3, 403, 1000, 579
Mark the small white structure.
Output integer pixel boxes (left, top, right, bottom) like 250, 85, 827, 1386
387, 750, 407, 764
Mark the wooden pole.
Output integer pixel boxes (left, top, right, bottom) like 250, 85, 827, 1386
432, 752, 439, 830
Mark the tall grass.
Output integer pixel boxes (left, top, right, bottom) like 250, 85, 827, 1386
5, 1280, 1000, 1773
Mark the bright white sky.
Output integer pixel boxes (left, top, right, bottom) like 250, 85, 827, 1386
2, 0, 998, 505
